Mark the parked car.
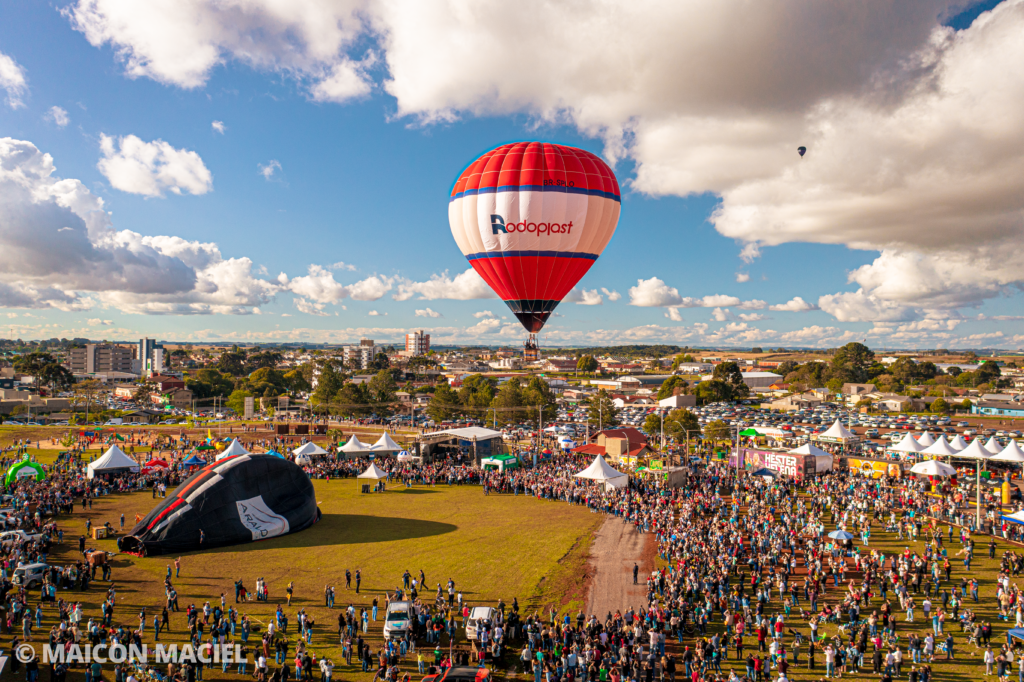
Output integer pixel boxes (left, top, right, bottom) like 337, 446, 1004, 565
465, 606, 497, 641
383, 601, 413, 641
12, 562, 50, 588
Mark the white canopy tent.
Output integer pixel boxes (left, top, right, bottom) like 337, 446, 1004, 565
994, 440, 1024, 462
984, 437, 1005, 454
813, 420, 859, 444
892, 433, 926, 454
216, 438, 250, 460
371, 432, 403, 454
787, 443, 834, 472
87, 445, 141, 479
948, 434, 969, 451
955, 438, 996, 461
575, 455, 629, 490
916, 432, 937, 447
910, 459, 957, 477
357, 462, 388, 480
293, 441, 327, 457
922, 438, 960, 457
340, 435, 371, 457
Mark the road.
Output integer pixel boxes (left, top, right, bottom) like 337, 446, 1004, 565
585, 515, 653, 618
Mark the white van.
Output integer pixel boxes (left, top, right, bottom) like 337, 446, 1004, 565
383, 601, 413, 640
104, 418, 123, 426
465, 606, 497, 641
12, 563, 50, 589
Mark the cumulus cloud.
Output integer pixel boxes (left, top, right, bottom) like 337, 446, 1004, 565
211, 120, 225, 134
98, 134, 212, 197
628, 277, 765, 310
393, 268, 495, 301
46, 106, 70, 127
735, 273, 750, 283
564, 288, 603, 305
87, 318, 113, 325
258, 159, 281, 180
0, 51, 27, 109
0, 137, 277, 314
283, 265, 392, 304
665, 307, 683, 322
769, 296, 818, 312
415, 307, 442, 318
473, 310, 496, 318
65, 0, 371, 97
367, 310, 386, 316
601, 288, 621, 301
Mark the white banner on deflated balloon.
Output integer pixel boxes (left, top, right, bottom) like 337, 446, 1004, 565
236, 495, 290, 541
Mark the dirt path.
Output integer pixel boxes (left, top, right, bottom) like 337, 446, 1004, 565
585, 515, 654, 617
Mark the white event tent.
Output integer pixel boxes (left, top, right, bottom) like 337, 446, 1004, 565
293, 442, 328, 457
948, 434, 969, 450
916, 432, 937, 447
787, 443, 834, 472
371, 433, 403, 454
216, 438, 249, 460
357, 462, 387, 480
340, 435, 371, 457
892, 433, 925, 454
575, 455, 629, 490
984, 437, 1005, 454
87, 445, 141, 479
909, 459, 956, 477
922, 438, 960, 457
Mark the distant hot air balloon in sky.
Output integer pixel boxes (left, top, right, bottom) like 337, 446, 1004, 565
797, 146, 807, 157
449, 142, 621, 352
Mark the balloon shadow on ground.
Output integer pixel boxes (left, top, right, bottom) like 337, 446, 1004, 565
204, 514, 458, 553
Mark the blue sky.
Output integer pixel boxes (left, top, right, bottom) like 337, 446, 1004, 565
1, 0, 1023, 349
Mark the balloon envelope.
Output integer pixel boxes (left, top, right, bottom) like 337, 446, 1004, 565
449, 142, 621, 332
797, 146, 807, 157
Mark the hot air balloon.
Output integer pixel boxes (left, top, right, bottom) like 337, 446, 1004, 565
449, 142, 621, 357
797, 146, 807, 157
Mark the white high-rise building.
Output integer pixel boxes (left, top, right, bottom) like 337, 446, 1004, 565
343, 339, 377, 369
404, 330, 430, 357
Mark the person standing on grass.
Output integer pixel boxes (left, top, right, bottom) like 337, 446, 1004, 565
175, 556, 181, 578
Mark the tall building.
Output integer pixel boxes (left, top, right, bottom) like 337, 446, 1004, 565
68, 344, 135, 374
404, 330, 430, 357
343, 339, 377, 369
138, 337, 165, 373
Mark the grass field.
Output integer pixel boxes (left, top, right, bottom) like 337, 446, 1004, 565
2, 481, 603, 682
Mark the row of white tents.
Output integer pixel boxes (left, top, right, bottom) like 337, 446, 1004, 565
890, 431, 1024, 462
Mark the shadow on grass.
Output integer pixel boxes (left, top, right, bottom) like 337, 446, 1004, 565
393, 489, 440, 495
200, 514, 458, 554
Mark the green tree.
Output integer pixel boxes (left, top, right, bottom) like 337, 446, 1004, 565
283, 369, 311, 393
960, 398, 973, 412
831, 342, 875, 382
776, 360, 799, 377
370, 352, 391, 371
38, 363, 74, 393
334, 383, 372, 418
576, 355, 599, 374
670, 353, 696, 372
458, 374, 496, 409
367, 369, 399, 410
311, 362, 344, 406
586, 389, 619, 428
226, 389, 253, 415
712, 362, 750, 399
664, 408, 700, 443
977, 360, 1002, 384
695, 379, 732, 405
427, 382, 461, 423
490, 378, 525, 426
523, 376, 558, 421
246, 351, 282, 372
705, 419, 731, 443
643, 413, 662, 440
656, 375, 689, 400
930, 397, 950, 414
751, 347, 763, 354
217, 351, 247, 376
13, 352, 56, 375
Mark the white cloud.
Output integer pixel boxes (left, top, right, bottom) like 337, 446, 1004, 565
46, 106, 70, 127
258, 159, 281, 180
294, 298, 329, 316
769, 296, 819, 312
735, 273, 750, 283
310, 56, 374, 103
393, 268, 495, 301
65, 0, 371, 97
329, 261, 357, 271
0, 51, 27, 109
98, 134, 212, 197
628, 278, 765, 310
415, 307, 442, 318
564, 288, 603, 305
665, 307, 683, 322
211, 120, 225, 134
87, 318, 113, 325
367, 310, 386, 316
283, 265, 392, 304
601, 288, 621, 302
473, 310, 496, 318
0, 137, 276, 314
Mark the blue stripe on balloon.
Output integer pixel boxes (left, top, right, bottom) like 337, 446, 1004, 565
450, 185, 620, 203
465, 251, 599, 261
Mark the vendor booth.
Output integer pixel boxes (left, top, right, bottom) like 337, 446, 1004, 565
812, 420, 860, 446
481, 453, 519, 472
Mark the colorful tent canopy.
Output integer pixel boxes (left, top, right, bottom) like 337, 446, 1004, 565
182, 454, 206, 467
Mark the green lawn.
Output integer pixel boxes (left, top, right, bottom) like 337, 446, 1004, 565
3, 481, 602, 682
